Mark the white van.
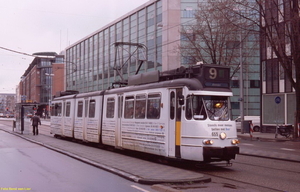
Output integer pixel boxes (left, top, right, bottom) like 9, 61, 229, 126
235, 116, 260, 132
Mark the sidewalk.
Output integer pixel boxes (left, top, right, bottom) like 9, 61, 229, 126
0, 122, 210, 185
237, 131, 294, 142
237, 131, 300, 162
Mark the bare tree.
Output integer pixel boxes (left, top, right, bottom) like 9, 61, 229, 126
180, 0, 259, 78
226, 0, 300, 138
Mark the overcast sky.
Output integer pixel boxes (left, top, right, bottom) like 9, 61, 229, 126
0, 0, 149, 93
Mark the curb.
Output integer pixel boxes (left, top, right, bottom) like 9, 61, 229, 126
1, 128, 210, 185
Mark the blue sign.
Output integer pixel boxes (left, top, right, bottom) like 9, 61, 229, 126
275, 96, 281, 104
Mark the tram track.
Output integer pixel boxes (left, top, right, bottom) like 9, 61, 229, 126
191, 154, 300, 192
234, 155, 300, 174
238, 152, 300, 164
3, 120, 299, 191
199, 171, 283, 192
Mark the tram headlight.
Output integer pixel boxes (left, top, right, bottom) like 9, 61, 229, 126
231, 139, 240, 145
203, 140, 214, 145
219, 132, 227, 140
214, 102, 224, 108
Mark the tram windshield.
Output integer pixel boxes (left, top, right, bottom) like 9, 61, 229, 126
185, 95, 229, 121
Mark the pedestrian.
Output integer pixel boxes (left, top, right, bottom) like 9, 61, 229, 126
31, 113, 41, 135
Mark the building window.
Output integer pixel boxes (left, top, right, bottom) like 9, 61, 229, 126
182, 56, 196, 65
266, 59, 279, 93
285, 74, 292, 92
182, 8, 195, 18
250, 80, 260, 88
93, 75, 97, 81
231, 102, 240, 109
231, 80, 239, 88
181, 33, 195, 41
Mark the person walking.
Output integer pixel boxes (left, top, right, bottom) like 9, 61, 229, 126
31, 113, 41, 135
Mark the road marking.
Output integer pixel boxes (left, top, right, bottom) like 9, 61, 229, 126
280, 148, 295, 151
240, 143, 254, 146
131, 185, 150, 192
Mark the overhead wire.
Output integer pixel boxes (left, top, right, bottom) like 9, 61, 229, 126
0, 6, 248, 89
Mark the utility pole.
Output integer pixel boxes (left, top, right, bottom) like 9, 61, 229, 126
239, 33, 244, 133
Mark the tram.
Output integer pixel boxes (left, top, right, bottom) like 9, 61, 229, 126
51, 64, 239, 163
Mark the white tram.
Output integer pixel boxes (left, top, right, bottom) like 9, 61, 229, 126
51, 64, 239, 163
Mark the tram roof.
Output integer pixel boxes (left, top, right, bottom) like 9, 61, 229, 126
105, 77, 231, 95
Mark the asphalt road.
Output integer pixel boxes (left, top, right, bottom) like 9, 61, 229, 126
0, 130, 155, 192
1, 118, 299, 192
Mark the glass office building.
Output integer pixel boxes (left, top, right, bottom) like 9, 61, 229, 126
65, 0, 260, 118
66, 0, 165, 92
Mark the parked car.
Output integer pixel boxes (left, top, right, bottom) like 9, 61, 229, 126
6, 113, 14, 118
235, 116, 261, 132
0, 113, 4, 118
26, 113, 33, 118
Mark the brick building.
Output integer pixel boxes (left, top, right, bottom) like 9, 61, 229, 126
18, 52, 65, 116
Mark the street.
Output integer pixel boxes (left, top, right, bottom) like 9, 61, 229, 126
0, 130, 155, 192
190, 152, 300, 192
0, 118, 300, 192
160, 138, 300, 192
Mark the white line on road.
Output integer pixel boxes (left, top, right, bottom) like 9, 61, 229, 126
240, 143, 254, 146
280, 148, 296, 151
131, 185, 150, 192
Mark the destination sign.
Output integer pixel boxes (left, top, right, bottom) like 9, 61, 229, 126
202, 65, 230, 88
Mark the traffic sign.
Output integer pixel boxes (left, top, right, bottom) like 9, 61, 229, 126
275, 96, 281, 104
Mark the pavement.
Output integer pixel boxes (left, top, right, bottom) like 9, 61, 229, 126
237, 131, 300, 162
0, 120, 211, 186
1, 119, 300, 191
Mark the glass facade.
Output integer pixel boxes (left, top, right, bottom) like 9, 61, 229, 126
65, 0, 260, 118
261, 0, 296, 126
66, 1, 163, 93
39, 58, 54, 104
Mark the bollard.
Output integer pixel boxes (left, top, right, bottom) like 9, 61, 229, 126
12, 120, 16, 132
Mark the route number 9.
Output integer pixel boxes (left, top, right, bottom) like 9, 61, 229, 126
209, 68, 217, 79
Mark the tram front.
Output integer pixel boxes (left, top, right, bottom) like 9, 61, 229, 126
180, 93, 239, 163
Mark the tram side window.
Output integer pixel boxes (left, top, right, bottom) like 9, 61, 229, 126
170, 92, 175, 120
186, 96, 193, 120
77, 101, 83, 117
106, 98, 115, 118
147, 94, 161, 119
185, 95, 207, 120
135, 94, 146, 119
89, 100, 96, 118
124, 96, 134, 119
52, 103, 62, 116
65, 102, 71, 117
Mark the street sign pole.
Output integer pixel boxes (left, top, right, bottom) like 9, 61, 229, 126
275, 96, 281, 138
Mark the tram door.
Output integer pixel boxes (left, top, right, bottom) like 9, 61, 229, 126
169, 89, 182, 158
169, 89, 176, 158
116, 94, 123, 147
